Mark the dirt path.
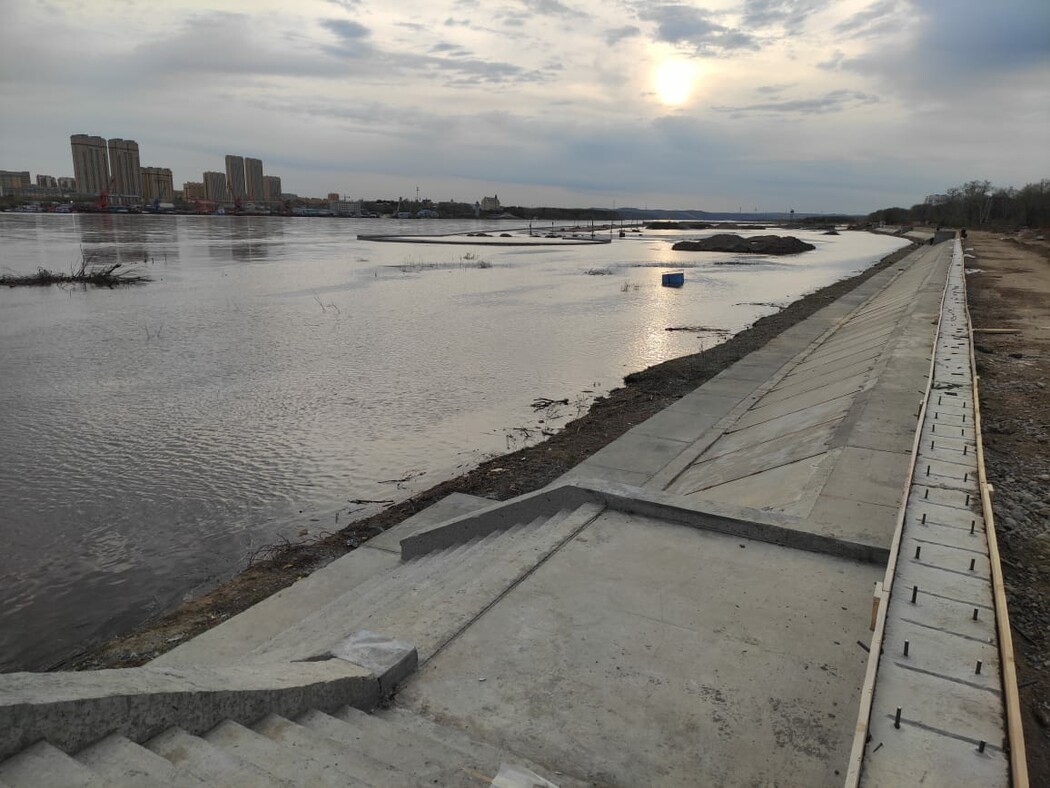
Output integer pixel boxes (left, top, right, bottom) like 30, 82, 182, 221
966, 230, 1050, 782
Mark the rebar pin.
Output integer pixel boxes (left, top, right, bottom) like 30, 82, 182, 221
894, 707, 902, 729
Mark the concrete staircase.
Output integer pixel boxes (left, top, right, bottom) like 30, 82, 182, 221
0, 501, 602, 786
251, 504, 602, 664
0, 700, 568, 786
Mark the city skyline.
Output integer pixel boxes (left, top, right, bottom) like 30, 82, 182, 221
2, 1, 1048, 212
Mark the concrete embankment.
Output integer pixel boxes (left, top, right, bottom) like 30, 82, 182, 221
1, 236, 1023, 786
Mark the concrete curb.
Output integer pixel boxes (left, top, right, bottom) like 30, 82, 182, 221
400, 479, 890, 566
0, 660, 378, 760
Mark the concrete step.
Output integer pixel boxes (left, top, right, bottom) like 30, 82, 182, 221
76, 733, 206, 786
145, 727, 289, 787
253, 506, 596, 663
0, 741, 105, 787
252, 713, 411, 787
206, 719, 358, 787
298, 708, 489, 787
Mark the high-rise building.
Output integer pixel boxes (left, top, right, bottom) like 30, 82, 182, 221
36, 174, 58, 189
58, 177, 77, 192
244, 157, 264, 202
262, 175, 282, 203
225, 155, 246, 200
203, 171, 227, 202
107, 138, 141, 199
183, 181, 206, 201
70, 134, 109, 195
140, 167, 174, 202
0, 171, 31, 194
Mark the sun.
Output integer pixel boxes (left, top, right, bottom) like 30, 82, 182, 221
654, 59, 697, 106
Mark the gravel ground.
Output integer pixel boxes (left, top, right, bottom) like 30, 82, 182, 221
966, 230, 1050, 782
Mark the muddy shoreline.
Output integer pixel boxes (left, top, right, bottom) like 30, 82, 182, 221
61, 240, 921, 671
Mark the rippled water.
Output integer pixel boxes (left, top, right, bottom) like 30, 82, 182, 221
0, 214, 908, 671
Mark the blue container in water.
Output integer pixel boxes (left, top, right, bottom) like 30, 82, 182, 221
661, 271, 685, 288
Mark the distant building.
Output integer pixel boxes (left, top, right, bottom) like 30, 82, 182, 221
329, 199, 363, 217
57, 176, 77, 192
0, 170, 31, 194
70, 134, 110, 195
108, 138, 141, 200
480, 194, 500, 212
203, 171, 227, 202
262, 175, 282, 203
36, 174, 58, 189
327, 192, 340, 202
140, 167, 174, 202
225, 155, 246, 200
245, 157, 264, 202
183, 181, 206, 201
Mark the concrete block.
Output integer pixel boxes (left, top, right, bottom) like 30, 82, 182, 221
328, 631, 418, 696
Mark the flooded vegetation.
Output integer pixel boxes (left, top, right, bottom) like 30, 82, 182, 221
0, 256, 150, 287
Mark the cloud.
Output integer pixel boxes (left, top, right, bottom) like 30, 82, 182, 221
829, 0, 1050, 95
639, 5, 759, 54
430, 42, 468, 55
324, 0, 361, 10
741, 0, 823, 34
519, 0, 590, 20
832, 0, 903, 38
319, 17, 371, 56
755, 82, 797, 94
715, 89, 880, 116
604, 25, 641, 45
125, 13, 342, 79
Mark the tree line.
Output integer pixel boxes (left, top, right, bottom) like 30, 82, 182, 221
868, 179, 1050, 229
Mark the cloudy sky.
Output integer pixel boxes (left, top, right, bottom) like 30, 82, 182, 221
2, 0, 1047, 211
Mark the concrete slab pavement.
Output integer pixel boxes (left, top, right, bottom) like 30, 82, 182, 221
395, 509, 882, 786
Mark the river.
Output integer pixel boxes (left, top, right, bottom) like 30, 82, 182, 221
0, 213, 909, 671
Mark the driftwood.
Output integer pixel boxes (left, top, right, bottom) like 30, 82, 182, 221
531, 397, 569, 410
